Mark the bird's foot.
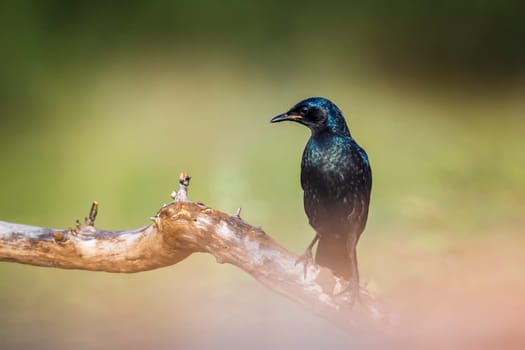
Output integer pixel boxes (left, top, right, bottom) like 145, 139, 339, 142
295, 249, 315, 279
335, 281, 362, 306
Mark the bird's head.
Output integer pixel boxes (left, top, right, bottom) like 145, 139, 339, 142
270, 97, 350, 136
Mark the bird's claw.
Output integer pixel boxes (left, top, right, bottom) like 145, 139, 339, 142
335, 281, 362, 306
295, 250, 315, 279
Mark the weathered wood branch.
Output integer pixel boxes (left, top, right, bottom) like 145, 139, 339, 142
0, 173, 388, 330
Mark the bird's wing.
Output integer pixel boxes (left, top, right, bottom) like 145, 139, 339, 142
329, 143, 372, 236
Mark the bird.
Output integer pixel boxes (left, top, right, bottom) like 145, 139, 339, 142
271, 97, 372, 295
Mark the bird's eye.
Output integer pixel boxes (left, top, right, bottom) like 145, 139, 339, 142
300, 106, 309, 115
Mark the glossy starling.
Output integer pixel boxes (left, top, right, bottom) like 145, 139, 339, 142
271, 97, 372, 293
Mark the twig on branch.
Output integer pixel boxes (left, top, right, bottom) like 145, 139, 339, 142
85, 201, 98, 226
0, 173, 389, 330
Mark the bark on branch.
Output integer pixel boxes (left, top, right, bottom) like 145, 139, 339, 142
0, 173, 388, 330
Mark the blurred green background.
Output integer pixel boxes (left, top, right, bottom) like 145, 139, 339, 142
1, 1, 524, 349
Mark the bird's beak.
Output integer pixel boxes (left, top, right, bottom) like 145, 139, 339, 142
270, 113, 303, 123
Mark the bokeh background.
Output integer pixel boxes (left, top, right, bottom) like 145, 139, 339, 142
1, 1, 524, 349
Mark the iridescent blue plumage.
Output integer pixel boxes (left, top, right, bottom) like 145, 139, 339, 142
271, 97, 372, 292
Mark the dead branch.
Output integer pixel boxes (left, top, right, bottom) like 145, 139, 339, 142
0, 172, 388, 330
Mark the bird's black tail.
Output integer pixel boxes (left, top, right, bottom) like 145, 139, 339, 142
315, 233, 358, 284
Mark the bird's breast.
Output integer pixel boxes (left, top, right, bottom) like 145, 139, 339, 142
301, 136, 370, 199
